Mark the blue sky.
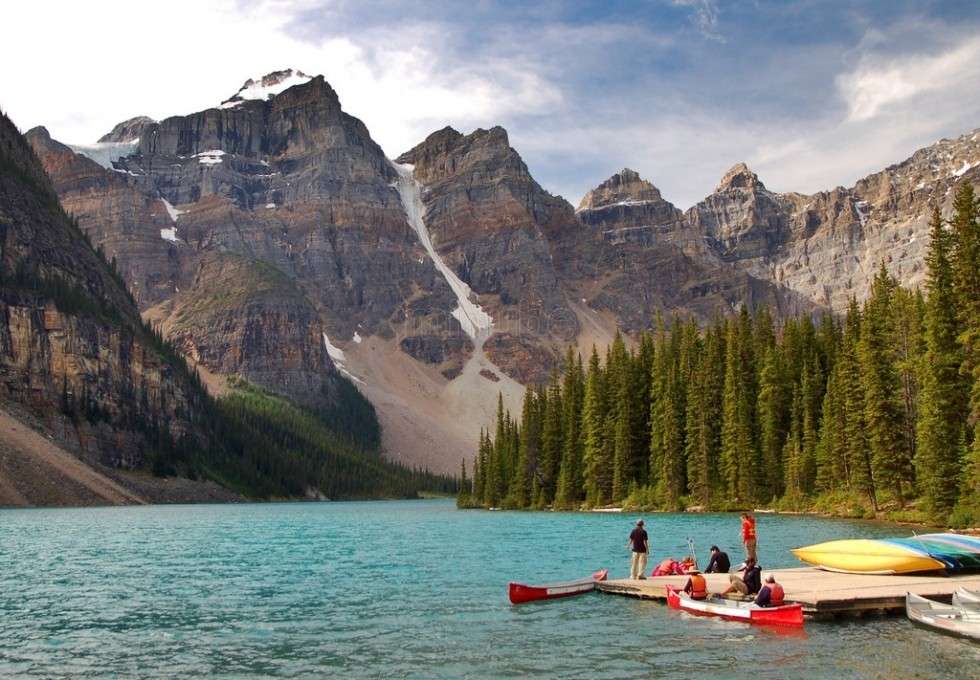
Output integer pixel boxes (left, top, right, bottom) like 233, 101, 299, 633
3, 0, 980, 207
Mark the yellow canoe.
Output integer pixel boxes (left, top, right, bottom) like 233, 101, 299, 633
792, 539, 947, 574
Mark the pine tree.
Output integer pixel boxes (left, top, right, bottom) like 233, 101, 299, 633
612, 400, 631, 502
555, 350, 585, 508
539, 372, 563, 505
842, 300, 877, 509
757, 346, 789, 501
948, 184, 980, 509
582, 347, 611, 506
799, 357, 822, 494
916, 207, 968, 518
720, 319, 741, 502
860, 264, 911, 504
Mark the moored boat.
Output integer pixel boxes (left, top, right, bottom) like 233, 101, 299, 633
508, 568, 608, 604
906, 592, 980, 641
953, 588, 980, 610
792, 533, 980, 574
665, 586, 804, 627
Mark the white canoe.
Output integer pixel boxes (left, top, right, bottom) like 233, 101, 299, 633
953, 588, 980, 610
906, 592, 980, 641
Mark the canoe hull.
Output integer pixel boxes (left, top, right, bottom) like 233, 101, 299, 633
953, 588, 980, 609
666, 586, 804, 627
792, 539, 946, 574
508, 568, 608, 604
906, 593, 980, 641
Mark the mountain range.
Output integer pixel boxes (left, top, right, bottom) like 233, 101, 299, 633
5, 67, 980, 486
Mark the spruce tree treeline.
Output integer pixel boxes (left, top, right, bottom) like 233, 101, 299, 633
460, 186, 980, 526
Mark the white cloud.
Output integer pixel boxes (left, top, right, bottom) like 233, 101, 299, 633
838, 35, 980, 122
672, 0, 723, 41
0, 0, 561, 158
1, 1, 978, 214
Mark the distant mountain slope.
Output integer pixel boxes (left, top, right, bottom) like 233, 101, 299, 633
1, 109, 450, 505
686, 131, 980, 310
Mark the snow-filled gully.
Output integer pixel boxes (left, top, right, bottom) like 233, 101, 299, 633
391, 162, 493, 341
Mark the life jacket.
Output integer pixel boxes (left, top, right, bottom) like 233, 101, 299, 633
769, 583, 785, 606
742, 517, 757, 541
688, 574, 707, 600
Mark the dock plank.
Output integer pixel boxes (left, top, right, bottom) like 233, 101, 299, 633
596, 567, 980, 615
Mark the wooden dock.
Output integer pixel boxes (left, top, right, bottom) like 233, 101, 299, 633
596, 567, 980, 618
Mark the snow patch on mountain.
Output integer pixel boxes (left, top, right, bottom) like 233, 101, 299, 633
194, 150, 225, 166
68, 139, 140, 170
391, 162, 493, 340
160, 198, 184, 222
160, 227, 180, 243
953, 160, 977, 177
854, 199, 871, 227
220, 69, 312, 108
322, 332, 364, 384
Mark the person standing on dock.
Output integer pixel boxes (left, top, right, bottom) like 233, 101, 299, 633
628, 519, 649, 580
741, 513, 757, 562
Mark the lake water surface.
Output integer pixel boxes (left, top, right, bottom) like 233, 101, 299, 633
1, 500, 978, 678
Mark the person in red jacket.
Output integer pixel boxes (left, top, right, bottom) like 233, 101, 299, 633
741, 512, 757, 562
754, 575, 785, 607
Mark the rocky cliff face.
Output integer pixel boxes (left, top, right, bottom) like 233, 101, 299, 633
396, 126, 578, 382
0, 111, 205, 471
687, 131, 980, 310
25, 126, 179, 308
29, 74, 462, 408
26, 68, 980, 473
562, 168, 814, 332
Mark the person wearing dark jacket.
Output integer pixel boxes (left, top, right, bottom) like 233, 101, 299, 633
704, 546, 731, 574
719, 557, 761, 597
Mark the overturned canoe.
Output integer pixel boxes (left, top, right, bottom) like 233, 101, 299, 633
508, 568, 608, 604
906, 592, 980, 641
665, 586, 804, 627
792, 533, 980, 574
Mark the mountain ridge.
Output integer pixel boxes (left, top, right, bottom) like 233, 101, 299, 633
21, 69, 980, 473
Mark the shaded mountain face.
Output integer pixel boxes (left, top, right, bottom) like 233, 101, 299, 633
0, 111, 206, 471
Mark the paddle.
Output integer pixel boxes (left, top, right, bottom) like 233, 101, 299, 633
687, 536, 699, 570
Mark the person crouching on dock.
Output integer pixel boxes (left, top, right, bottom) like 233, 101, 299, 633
628, 519, 649, 580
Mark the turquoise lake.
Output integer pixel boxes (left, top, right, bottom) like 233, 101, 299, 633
1, 499, 978, 678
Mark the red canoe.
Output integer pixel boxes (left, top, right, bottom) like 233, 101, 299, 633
666, 586, 804, 627
508, 569, 609, 604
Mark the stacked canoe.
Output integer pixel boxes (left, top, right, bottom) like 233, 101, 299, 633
793, 533, 980, 575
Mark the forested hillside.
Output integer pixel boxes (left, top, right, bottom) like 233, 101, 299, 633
461, 185, 980, 527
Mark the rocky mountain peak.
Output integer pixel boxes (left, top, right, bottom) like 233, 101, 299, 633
396, 126, 463, 166
715, 162, 765, 192
220, 68, 313, 108
98, 116, 157, 143
577, 168, 666, 212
